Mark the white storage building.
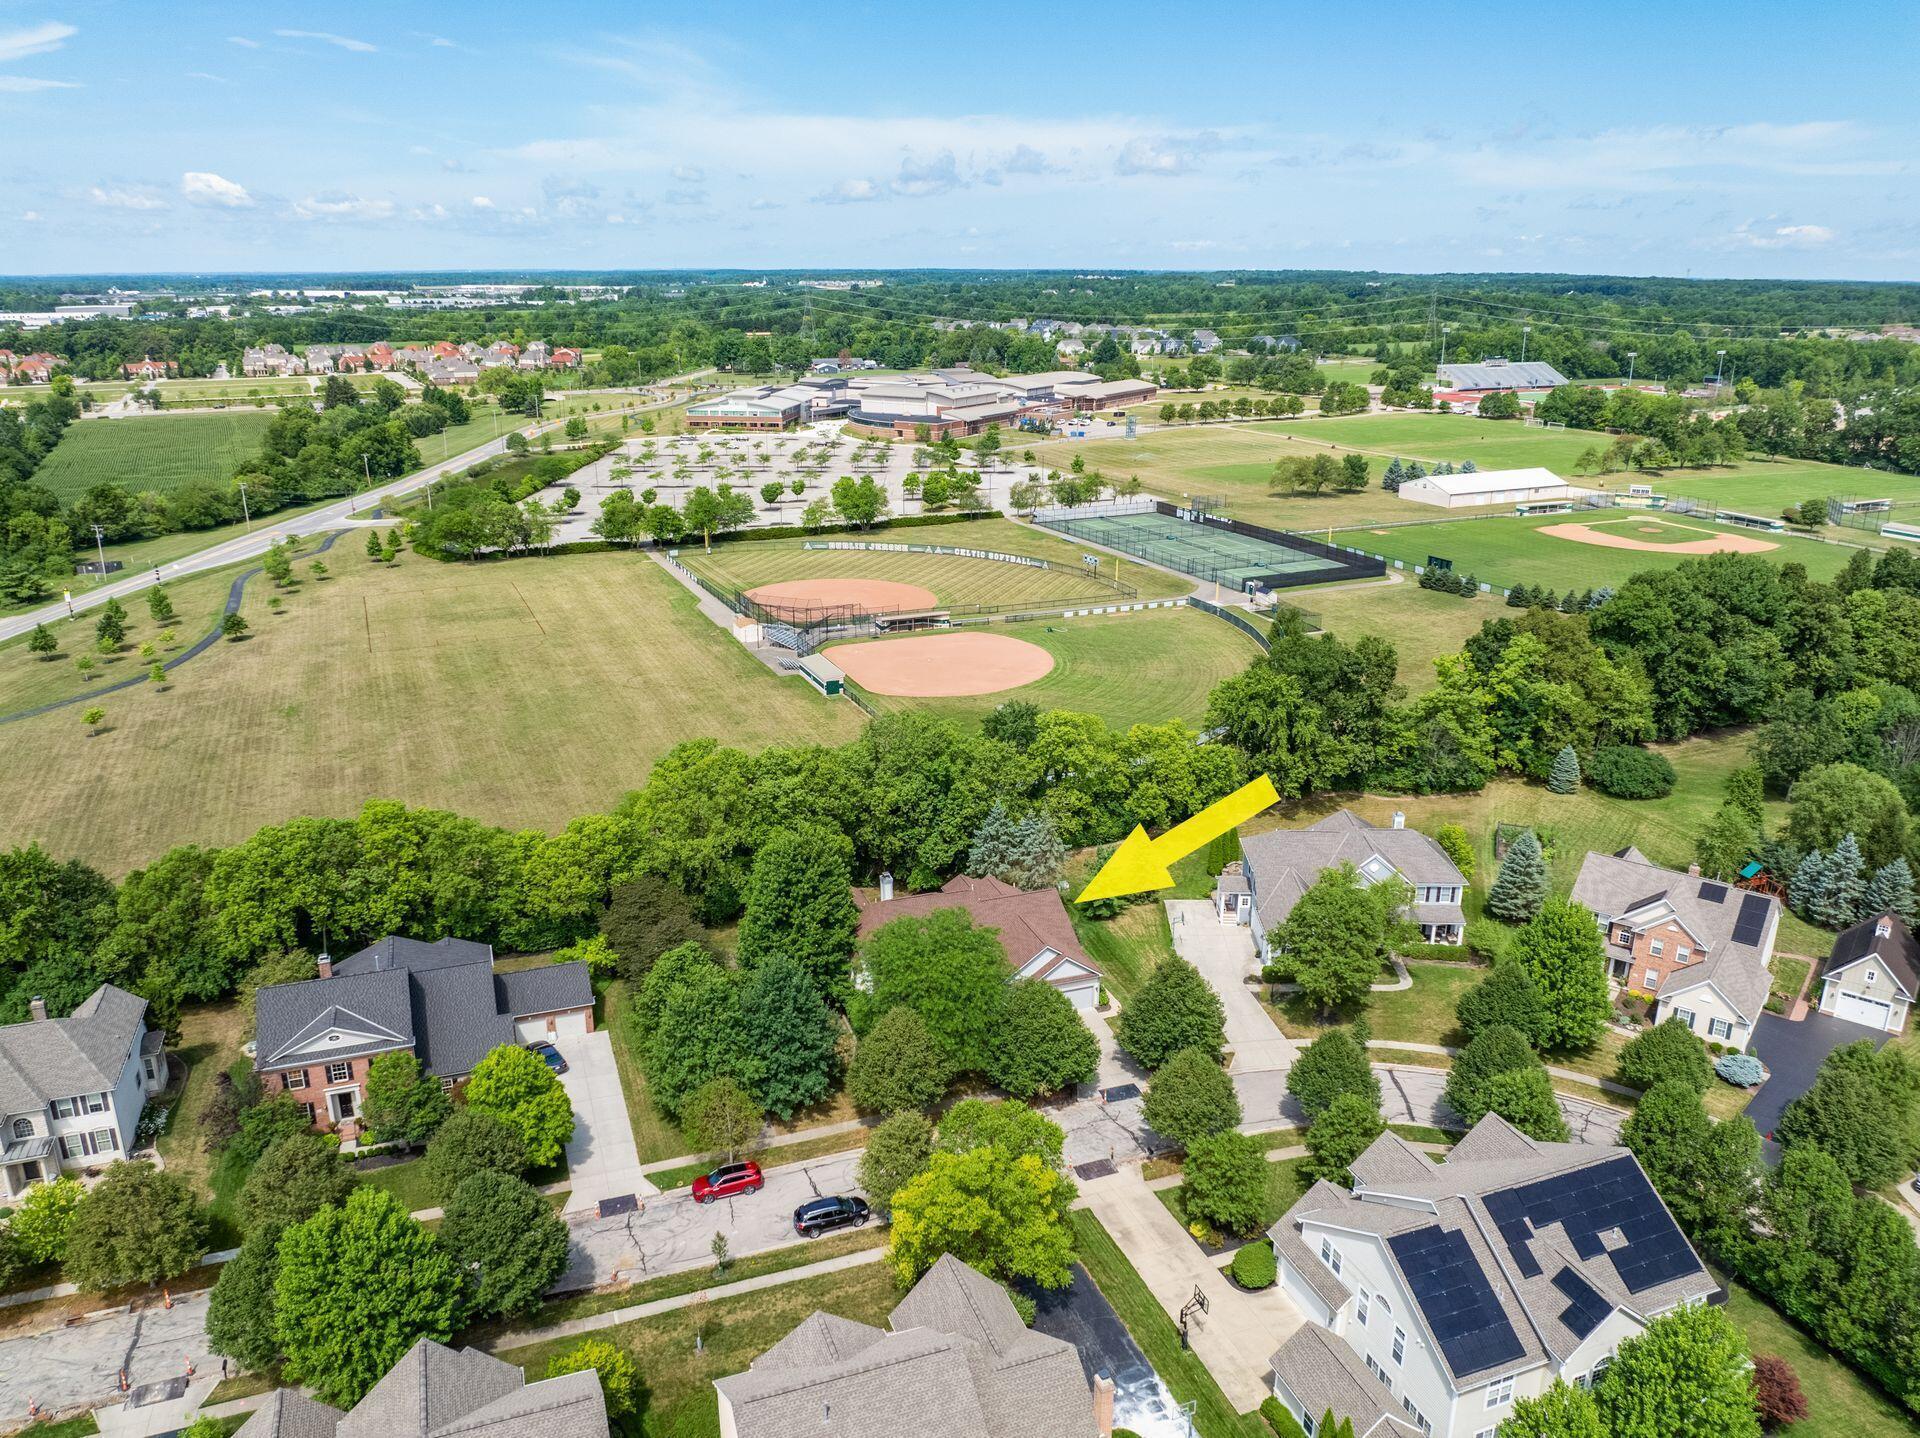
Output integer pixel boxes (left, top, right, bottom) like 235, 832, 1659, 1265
1398, 466, 1582, 510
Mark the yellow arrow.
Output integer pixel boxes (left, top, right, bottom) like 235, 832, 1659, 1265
1076, 774, 1280, 904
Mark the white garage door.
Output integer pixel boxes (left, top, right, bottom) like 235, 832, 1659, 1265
1059, 979, 1099, 1012
1836, 991, 1893, 1030
514, 1009, 592, 1042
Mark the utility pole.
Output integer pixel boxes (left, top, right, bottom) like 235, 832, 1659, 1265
1520, 325, 1530, 363
238, 481, 252, 533
1437, 323, 1453, 383
90, 523, 106, 576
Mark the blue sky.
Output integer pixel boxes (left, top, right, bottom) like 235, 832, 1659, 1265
3, 0, 1917, 280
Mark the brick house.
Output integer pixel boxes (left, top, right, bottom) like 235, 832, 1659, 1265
252, 936, 593, 1139
121, 357, 176, 379
1571, 847, 1779, 1052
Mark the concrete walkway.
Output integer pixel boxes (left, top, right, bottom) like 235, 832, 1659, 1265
1365, 1040, 1642, 1099
556, 1030, 658, 1213
1079, 1168, 1302, 1411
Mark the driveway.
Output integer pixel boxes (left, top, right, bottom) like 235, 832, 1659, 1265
0, 1292, 219, 1428
1370, 1065, 1626, 1147
1166, 900, 1297, 1075
558, 1152, 865, 1290
1031, 1264, 1192, 1438
555, 1030, 656, 1214
1747, 1010, 1888, 1144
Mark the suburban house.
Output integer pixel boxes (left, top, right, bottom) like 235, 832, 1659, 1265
714, 1253, 1108, 1437
252, 936, 593, 1138
242, 343, 304, 377
855, 873, 1104, 1010
0, 986, 166, 1201
1267, 1115, 1715, 1438
1817, 911, 1918, 1032
120, 357, 176, 379
1570, 848, 1779, 1052
1215, 810, 1467, 961
236, 1337, 606, 1438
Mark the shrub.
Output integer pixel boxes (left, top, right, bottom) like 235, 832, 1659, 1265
1261, 1398, 1309, 1438
1230, 1239, 1277, 1290
1587, 744, 1677, 799
1715, 1052, 1765, 1087
547, 1338, 641, 1424
1434, 823, 1475, 880
9, 1174, 82, 1264
1616, 1018, 1712, 1094
1753, 1355, 1809, 1431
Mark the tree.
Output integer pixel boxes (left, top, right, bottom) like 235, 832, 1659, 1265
736, 957, 840, 1118
759, 480, 784, 508
362, 1052, 451, 1147
598, 875, 702, 982
366, 530, 384, 562
424, 1107, 528, 1200
1339, 453, 1369, 491
886, 1145, 1076, 1290
967, 802, 1068, 890
988, 980, 1099, 1100
860, 909, 1010, 1075
936, 1099, 1066, 1168
546, 1339, 642, 1425
1443, 1025, 1540, 1127
262, 543, 294, 587
1486, 830, 1548, 922
1814, 832, 1867, 929
1434, 822, 1475, 879
1142, 1047, 1242, 1148
681, 483, 754, 550
1785, 762, 1912, 870
1547, 744, 1582, 794
1499, 1381, 1607, 1438
95, 601, 125, 648
847, 1005, 950, 1114
1481, 1067, 1570, 1141
1696, 801, 1760, 881
1867, 857, 1919, 924
1616, 1019, 1711, 1094
148, 661, 167, 687
1457, 960, 1547, 1046
206, 1224, 284, 1373
681, 1076, 763, 1161
1593, 1302, 1760, 1438
81, 705, 105, 733
829, 475, 889, 529
27, 623, 56, 659
1752, 1355, 1809, 1431
858, 1111, 934, 1217
273, 1188, 463, 1407
221, 612, 249, 640
736, 826, 859, 1001
65, 1162, 206, 1292
1776, 1044, 1907, 1186
147, 586, 176, 624
438, 1170, 569, 1319
1305, 1092, 1387, 1186
1115, 957, 1226, 1070
1184, 1130, 1270, 1237
237, 1134, 359, 1230
1286, 1029, 1380, 1121
9, 1174, 82, 1263
463, 1044, 574, 1167
1512, 898, 1611, 1051
1275, 863, 1409, 1012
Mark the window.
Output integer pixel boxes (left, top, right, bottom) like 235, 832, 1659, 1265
1676, 947, 1691, 964
1709, 1018, 1733, 1040
1486, 1374, 1516, 1408
1650, 939, 1664, 957
1356, 1288, 1371, 1325
1402, 1397, 1431, 1433
1302, 1414, 1316, 1437
1392, 1327, 1406, 1364
1477, 1429, 1498, 1438
1377, 1296, 1390, 1320
52, 1097, 75, 1119
1674, 1008, 1695, 1029
1587, 1357, 1613, 1389
1643, 969, 1660, 989
285, 1070, 308, 1091
326, 1062, 351, 1084
1867, 968, 1879, 984
297, 1102, 316, 1124
10, 1117, 31, 1139
1319, 1239, 1343, 1277
1366, 1354, 1394, 1393
92, 1128, 117, 1153
440, 1076, 456, 1094
60, 1134, 86, 1159
83, 1092, 106, 1114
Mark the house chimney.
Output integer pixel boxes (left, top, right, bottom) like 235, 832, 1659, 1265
1391, 810, 1405, 830
879, 871, 895, 902
1687, 862, 1701, 878
1092, 1373, 1115, 1438
315, 953, 333, 979
28, 996, 47, 1022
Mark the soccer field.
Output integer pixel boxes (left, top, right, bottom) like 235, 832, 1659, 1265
34, 411, 275, 502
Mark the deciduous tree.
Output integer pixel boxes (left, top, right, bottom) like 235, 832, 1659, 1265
1285, 1029, 1379, 1121
65, 1162, 206, 1292
1305, 1092, 1388, 1186
736, 826, 859, 1001
1183, 1130, 1270, 1237
463, 1044, 574, 1167
362, 1052, 451, 1147
859, 1111, 934, 1216
424, 1107, 527, 1201
1511, 898, 1611, 1051
1142, 1047, 1241, 1149
987, 979, 1099, 1100
1593, 1302, 1760, 1438
1115, 957, 1226, 1070
438, 1171, 569, 1319
847, 1005, 950, 1114
736, 957, 840, 1118
860, 909, 1010, 1075
680, 1076, 763, 1161
237, 1134, 359, 1230
886, 1145, 1076, 1290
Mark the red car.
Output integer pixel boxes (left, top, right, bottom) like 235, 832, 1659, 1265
691, 1159, 764, 1203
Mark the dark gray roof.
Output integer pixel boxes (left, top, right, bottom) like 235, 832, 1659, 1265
338, 1341, 524, 1438
336, 936, 494, 977
236, 1391, 341, 1438
254, 970, 414, 1071
497, 964, 595, 1019
0, 984, 148, 1117
1269, 1325, 1421, 1438
410, 963, 514, 1078
1436, 360, 1569, 390
1827, 913, 1920, 997
1239, 811, 1465, 930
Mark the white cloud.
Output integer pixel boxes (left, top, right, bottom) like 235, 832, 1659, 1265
997, 143, 1059, 176
891, 150, 962, 198
814, 177, 881, 204
90, 184, 166, 210
426, 35, 456, 48
186, 72, 228, 84
1735, 220, 1837, 249
21, 211, 41, 222
0, 21, 75, 64
671, 164, 705, 183
748, 197, 783, 211
292, 193, 395, 221
181, 171, 254, 208
273, 29, 377, 53
0, 76, 77, 91
470, 195, 494, 208
227, 35, 259, 48
1114, 133, 1216, 176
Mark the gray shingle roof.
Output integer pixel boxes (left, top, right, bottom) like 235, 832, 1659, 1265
409, 963, 514, 1078
254, 970, 414, 1070
1269, 1325, 1422, 1438
497, 964, 595, 1019
236, 1390, 342, 1438
336, 936, 494, 977
1826, 912, 1920, 996
1239, 811, 1465, 930
0, 984, 148, 1116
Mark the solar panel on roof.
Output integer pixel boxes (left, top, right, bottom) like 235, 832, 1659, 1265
1627, 891, 1667, 913
1550, 1267, 1609, 1339
1699, 882, 1728, 903
1387, 1225, 1527, 1379
1732, 893, 1770, 946
1485, 1155, 1704, 1297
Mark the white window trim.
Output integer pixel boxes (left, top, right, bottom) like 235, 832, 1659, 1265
1650, 938, 1664, 956
1485, 1374, 1516, 1408
1709, 1017, 1733, 1039
326, 1061, 351, 1084
1356, 1288, 1370, 1326
1643, 969, 1660, 988
1674, 1008, 1695, 1029
285, 1070, 308, 1090
1392, 1326, 1406, 1364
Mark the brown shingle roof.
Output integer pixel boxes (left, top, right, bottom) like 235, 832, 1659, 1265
855, 876, 1100, 980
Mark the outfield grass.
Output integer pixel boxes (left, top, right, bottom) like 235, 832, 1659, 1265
1279, 577, 1490, 696
1334, 509, 1856, 590
34, 411, 276, 502
0, 550, 864, 874
836, 606, 1262, 730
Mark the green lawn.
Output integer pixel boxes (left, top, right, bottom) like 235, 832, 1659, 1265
604, 979, 690, 1163
1278, 579, 1492, 695
356, 1157, 441, 1213
1722, 1277, 1920, 1438
33, 411, 276, 502
1069, 1212, 1266, 1438
1266, 960, 1483, 1046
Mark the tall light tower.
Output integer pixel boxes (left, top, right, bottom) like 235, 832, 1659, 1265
1437, 323, 1453, 382
1626, 351, 1637, 384
1520, 325, 1531, 363
1715, 350, 1727, 387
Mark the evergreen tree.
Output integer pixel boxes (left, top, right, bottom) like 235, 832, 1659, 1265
1547, 745, 1581, 794
1486, 830, 1548, 923
1382, 458, 1405, 492
736, 957, 841, 1120
1817, 833, 1866, 928
1864, 858, 1918, 925
1406, 461, 1427, 480
27, 623, 57, 658
1460, 459, 1478, 474
966, 802, 1022, 878
1789, 848, 1832, 919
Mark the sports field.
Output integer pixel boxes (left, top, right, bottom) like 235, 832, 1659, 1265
1335, 510, 1857, 589
841, 606, 1261, 729
34, 411, 276, 501
1036, 508, 1347, 587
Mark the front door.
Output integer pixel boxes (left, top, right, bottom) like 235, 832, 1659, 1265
329, 1089, 357, 1123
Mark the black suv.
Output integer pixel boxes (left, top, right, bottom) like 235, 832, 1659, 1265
794, 1195, 871, 1237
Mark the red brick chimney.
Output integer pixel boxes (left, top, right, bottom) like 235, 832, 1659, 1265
315, 953, 333, 979
1092, 1374, 1115, 1438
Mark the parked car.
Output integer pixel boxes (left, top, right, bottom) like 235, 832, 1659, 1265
794, 1195, 871, 1237
692, 1160, 764, 1203
525, 1040, 568, 1074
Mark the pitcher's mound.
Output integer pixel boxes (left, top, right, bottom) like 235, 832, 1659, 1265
826, 631, 1055, 697
747, 577, 937, 621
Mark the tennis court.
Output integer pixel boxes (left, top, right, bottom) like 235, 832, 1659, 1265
1037, 506, 1375, 588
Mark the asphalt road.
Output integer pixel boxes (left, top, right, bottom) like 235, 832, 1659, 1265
0, 1291, 219, 1427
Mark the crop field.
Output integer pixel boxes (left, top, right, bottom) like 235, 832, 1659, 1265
1334, 509, 1857, 589
0, 549, 865, 873
842, 604, 1261, 729
34, 411, 276, 501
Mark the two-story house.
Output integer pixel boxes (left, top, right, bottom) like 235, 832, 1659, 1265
1214, 810, 1467, 963
1570, 847, 1779, 1052
1817, 910, 1918, 1032
0, 986, 166, 1201
1267, 1115, 1716, 1438
252, 936, 593, 1139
